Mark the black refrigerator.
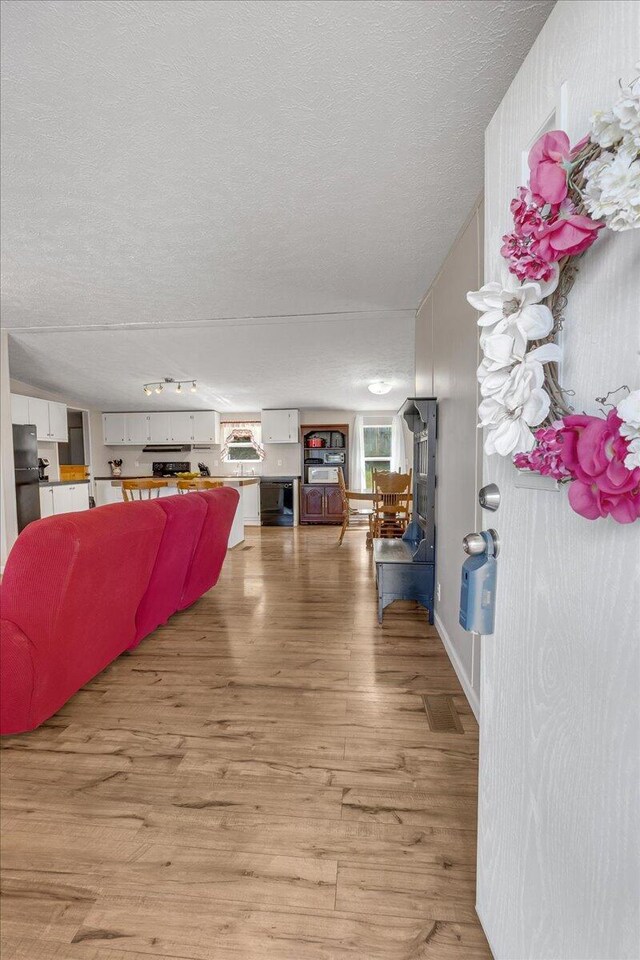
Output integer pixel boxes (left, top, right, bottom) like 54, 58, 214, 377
13, 423, 41, 531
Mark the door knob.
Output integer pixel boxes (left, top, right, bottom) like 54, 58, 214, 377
463, 528, 499, 557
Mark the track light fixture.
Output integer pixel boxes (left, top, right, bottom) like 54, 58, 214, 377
143, 377, 198, 396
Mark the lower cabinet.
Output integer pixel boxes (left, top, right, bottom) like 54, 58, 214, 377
40, 484, 90, 518
300, 484, 343, 524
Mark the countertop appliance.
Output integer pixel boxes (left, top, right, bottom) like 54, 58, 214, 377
260, 477, 295, 526
38, 457, 50, 481
14, 424, 40, 531
308, 466, 339, 484
324, 452, 345, 464
152, 461, 191, 477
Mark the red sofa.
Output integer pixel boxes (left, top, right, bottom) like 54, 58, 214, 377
0, 487, 239, 735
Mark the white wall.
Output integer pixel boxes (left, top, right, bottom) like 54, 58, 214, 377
1, 332, 18, 569
415, 199, 483, 717
477, 3, 639, 958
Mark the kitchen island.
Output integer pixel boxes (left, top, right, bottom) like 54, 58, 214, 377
95, 477, 259, 548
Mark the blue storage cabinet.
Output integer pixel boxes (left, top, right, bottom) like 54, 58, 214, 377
373, 398, 437, 623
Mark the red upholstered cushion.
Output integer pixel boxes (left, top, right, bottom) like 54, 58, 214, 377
133, 493, 207, 646
178, 486, 239, 610
0, 501, 165, 733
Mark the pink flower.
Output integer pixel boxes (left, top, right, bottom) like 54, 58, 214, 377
557, 411, 640, 523
529, 131, 574, 204
532, 200, 604, 261
513, 421, 573, 480
510, 187, 546, 237
510, 250, 557, 283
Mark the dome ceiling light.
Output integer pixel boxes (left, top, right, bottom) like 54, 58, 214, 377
367, 381, 392, 395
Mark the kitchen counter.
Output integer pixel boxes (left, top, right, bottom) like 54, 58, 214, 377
96, 476, 259, 486
40, 479, 90, 486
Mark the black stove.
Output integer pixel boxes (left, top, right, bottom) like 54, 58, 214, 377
152, 461, 191, 478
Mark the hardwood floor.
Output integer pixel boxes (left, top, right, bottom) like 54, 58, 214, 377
0, 526, 491, 959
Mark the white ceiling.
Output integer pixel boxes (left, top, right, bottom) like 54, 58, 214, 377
1, 0, 554, 411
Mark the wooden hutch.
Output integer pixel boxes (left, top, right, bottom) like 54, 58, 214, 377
299, 423, 349, 524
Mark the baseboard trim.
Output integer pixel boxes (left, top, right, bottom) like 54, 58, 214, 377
434, 610, 480, 722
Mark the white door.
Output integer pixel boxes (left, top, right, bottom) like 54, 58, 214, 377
262, 409, 297, 442
126, 413, 150, 445
39, 486, 54, 518
191, 410, 220, 443
28, 397, 50, 440
476, 10, 639, 959
11, 394, 29, 424
103, 413, 127, 445
48, 401, 68, 442
147, 412, 171, 443
169, 412, 193, 442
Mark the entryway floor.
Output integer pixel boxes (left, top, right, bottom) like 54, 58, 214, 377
0, 526, 491, 959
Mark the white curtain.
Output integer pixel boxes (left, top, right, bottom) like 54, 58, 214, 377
390, 414, 407, 473
351, 415, 366, 491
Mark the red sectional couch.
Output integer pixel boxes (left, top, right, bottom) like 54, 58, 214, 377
0, 487, 239, 735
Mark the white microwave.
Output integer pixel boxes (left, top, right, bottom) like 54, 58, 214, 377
308, 466, 339, 484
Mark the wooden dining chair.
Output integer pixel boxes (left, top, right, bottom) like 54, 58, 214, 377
337, 468, 374, 546
371, 469, 412, 539
176, 479, 224, 493
121, 479, 168, 501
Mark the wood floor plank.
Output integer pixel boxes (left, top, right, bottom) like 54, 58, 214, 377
1, 526, 490, 958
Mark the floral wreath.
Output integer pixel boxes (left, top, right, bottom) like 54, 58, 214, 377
467, 74, 640, 524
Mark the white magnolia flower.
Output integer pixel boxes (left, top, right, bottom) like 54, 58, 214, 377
617, 390, 640, 469
624, 437, 640, 471
583, 144, 640, 231
478, 344, 561, 456
467, 266, 557, 370
617, 389, 640, 431
590, 109, 623, 148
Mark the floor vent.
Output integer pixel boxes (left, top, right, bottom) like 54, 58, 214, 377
423, 695, 464, 734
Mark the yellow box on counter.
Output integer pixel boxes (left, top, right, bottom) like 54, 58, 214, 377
59, 464, 88, 481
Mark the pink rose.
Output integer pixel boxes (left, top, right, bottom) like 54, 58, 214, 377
557, 411, 640, 523
532, 201, 603, 261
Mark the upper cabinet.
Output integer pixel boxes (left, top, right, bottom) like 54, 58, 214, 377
11, 393, 68, 442
102, 410, 220, 445
261, 409, 300, 443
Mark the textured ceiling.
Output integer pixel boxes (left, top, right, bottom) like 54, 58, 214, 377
1, 0, 554, 410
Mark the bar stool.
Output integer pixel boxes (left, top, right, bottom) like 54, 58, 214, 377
121, 479, 169, 501
176, 479, 224, 494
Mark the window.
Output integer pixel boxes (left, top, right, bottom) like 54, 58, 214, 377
363, 424, 392, 490
221, 422, 264, 463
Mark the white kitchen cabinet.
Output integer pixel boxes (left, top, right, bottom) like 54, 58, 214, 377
48, 401, 68, 441
40, 483, 90, 516
191, 410, 220, 444
126, 413, 150, 445
95, 479, 123, 506
148, 412, 172, 443
10, 394, 68, 441
11, 394, 29, 424
39, 486, 55, 518
261, 409, 299, 443
242, 481, 260, 525
103, 413, 127, 445
169, 412, 193, 442
27, 397, 51, 439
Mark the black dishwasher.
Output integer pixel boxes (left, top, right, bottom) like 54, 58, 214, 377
260, 478, 295, 526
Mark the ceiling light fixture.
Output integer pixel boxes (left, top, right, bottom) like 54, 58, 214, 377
368, 381, 392, 395
142, 377, 198, 396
